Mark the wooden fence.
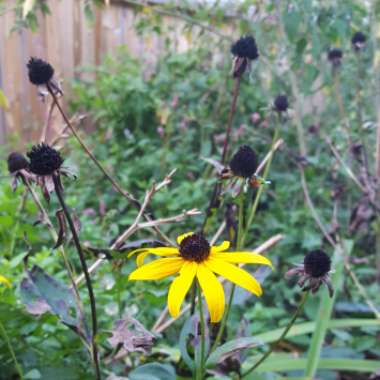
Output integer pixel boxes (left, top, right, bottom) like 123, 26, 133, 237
0, 0, 197, 146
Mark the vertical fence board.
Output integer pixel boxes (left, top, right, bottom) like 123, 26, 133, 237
0, 1, 215, 144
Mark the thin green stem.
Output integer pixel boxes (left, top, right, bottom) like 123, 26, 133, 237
0, 318, 24, 379
241, 292, 309, 378
196, 284, 206, 380
241, 120, 280, 247
9, 189, 27, 258
210, 192, 245, 354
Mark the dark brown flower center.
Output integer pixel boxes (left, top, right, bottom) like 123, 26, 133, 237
179, 233, 210, 262
27, 143, 63, 176
304, 249, 331, 278
229, 145, 258, 178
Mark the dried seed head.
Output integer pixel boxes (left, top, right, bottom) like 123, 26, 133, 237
27, 143, 63, 176
304, 250, 331, 278
229, 145, 258, 178
327, 48, 343, 66
231, 36, 259, 60
351, 31, 366, 50
179, 233, 210, 262
27, 57, 54, 85
274, 95, 289, 113
7, 152, 29, 174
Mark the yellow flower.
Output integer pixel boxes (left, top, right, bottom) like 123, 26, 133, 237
128, 232, 272, 323
0, 275, 11, 288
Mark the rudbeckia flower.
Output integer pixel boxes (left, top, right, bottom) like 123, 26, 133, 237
0, 275, 11, 288
128, 232, 272, 323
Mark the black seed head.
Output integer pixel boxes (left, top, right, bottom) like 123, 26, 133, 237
327, 48, 343, 65
229, 145, 258, 178
304, 250, 331, 278
27, 57, 54, 85
351, 31, 366, 50
27, 143, 63, 176
179, 233, 210, 262
274, 95, 289, 112
231, 36, 259, 60
7, 152, 29, 174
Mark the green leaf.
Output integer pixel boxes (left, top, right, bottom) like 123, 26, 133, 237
178, 315, 197, 370
24, 369, 41, 379
20, 265, 84, 333
243, 354, 380, 374
283, 11, 302, 42
128, 363, 176, 380
22, 0, 36, 18
0, 89, 8, 108
207, 318, 379, 367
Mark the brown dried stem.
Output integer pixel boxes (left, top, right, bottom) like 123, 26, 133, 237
46, 84, 171, 245
75, 170, 200, 284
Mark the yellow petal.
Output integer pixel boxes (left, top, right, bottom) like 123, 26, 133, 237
205, 258, 262, 296
211, 252, 272, 268
128, 247, 179, 266
136, 252, 149, 267
167, 261, 197, 318
196, 263, 225, 323
176, 232, 194, 245
211, 241, 230, 253
128, 247, 179, 258
0, 275, 11, 288
129, 258, 184, 280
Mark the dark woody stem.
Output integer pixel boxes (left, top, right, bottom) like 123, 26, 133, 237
196, 77, 242, 316
46, 84, 137, 205
52, 175, 101, 380
241, 292, 309, 378
202, 77, 242, 232
46, 84, 171, 245
221, 77, 241, 164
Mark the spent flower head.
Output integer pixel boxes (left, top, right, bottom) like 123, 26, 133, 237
229, 145, 258, 179
273, 95, 289, 113
7, 152, 29, 174
7, 152, 33, 192
26, 57, 62, 98
351, 31, 366, 51
27, 143, 64, 176
230, 35, 259, 78
286, 249, 333, 297
128, 232, 272, 322
26, 143, 71, 201
328, 48, 343, 67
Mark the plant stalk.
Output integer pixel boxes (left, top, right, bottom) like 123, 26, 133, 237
202, 77, 241, 232
0, 318, 24, 379
196, 284, 206, 380
241, 292, 309, 377
52, 174, 101, 380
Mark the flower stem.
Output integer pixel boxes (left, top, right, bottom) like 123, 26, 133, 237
241, 291, 309, 378
202, 77, 241, 231
52, 175, 101, 380
47, 85, 171, 246
240, 118, 280, 247
0, 318, 24, 379
196, 283, 206, 380
210, 192, 245, 353
221, 78, 241, 165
